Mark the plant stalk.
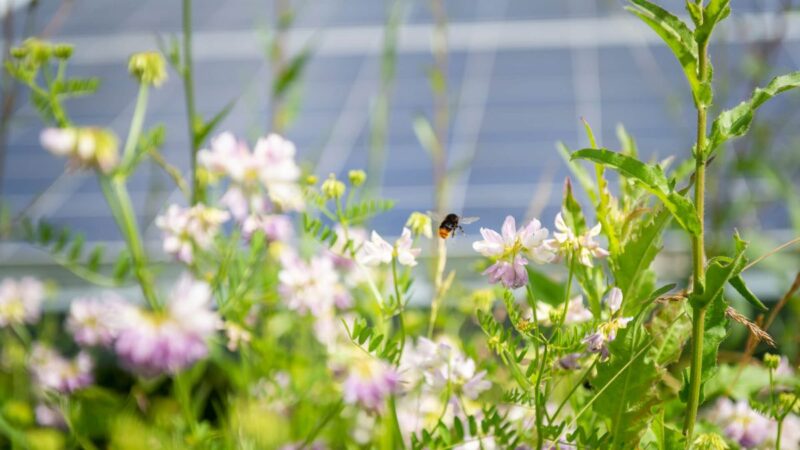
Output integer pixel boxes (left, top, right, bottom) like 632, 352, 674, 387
182, 0, 202, 204
683, 24, 710, 441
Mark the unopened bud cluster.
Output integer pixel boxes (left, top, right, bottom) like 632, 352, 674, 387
128, 52, 168, 87
321, 173, 345, 199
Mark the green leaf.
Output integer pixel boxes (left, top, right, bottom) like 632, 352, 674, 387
593, 325, 660, 448
728, 275, 768, 311
612, 209, 671, 316
689, 235, 749, 309
557, 142, 596, 203
272, 47, 312, 97
54, 78, 100, 97
193, 99, 236, 149
626, 0, 706, 105
695, 0, 731, 45
641, 407, 685, 450
571, 148, 700, 235
571, 148, 669, 193
561, 177, 587, 233
413, 115, 441, 159
707, 72, 800, 156
525, 268, 564, 307
699, 292, 729, 400
646, 301, 691, 367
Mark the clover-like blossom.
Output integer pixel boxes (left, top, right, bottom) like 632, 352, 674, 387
472, 216, 554, 289
29, 344, 93, 393
40, 127, 119, 174
67, 294, 127, 347
357, 228, 421, 267
198, 132, 304, 218
0, 276, 45, 327
114, 275, 220, 376
279, 253, 351, 317
155, 204, 230, 263
582, 289, 632, 360
403, 337, 491, 400
708, 398, 774, 448
342, 357, 401, 412
241, 213, 293, 242
545, 213, 609, 267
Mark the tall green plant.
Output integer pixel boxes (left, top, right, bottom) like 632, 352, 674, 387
572, 0, 800, 443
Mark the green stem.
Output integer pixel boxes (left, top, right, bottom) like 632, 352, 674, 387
121, 84, 149, 170
550, 356, 599, 424
534, 343, 549, 450
684, 23, 710, 442
182, 0, 202, 204
173, 373, 197, 433
391, 256, 407, 358
427, 238, 447, 338
776, 418, 784, 450
99, 177, 159, 308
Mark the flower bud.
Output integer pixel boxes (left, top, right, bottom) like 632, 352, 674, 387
764, 353, 780, 370
128, 51, 168, 87
321, 173, 345, 199
692, 433, 729, 450
405, 211, 432, 239
304, 174, 318, 185
53, 44, 74, 60
779, 392, 799, 413
348, 169, 366, 187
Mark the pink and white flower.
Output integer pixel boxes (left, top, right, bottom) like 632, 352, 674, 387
357, 228, 421, 267
241, 214, 293, 242
342, 356, 401, 412
0, 277, 45, 327
67, 293, 127, 347
472, 216, 554, 289
582, 289, 632, 360
403, 337, 491, 400
545, 213, 608, 267
155, 203, 230, 263
279, 253, 351, 317
29, 344, 93, 393
708, 398, 774, 448
114, 275, 220, 376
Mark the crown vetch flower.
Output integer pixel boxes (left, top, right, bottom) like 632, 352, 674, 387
357, 228, 421, 267
241, 214, 293, 242
155, 204, 230, 263
545, 213, 608, 267
582, 289, 632, 360
40, 127, 119, 174
708, 398, 774, 448
198, 132, 304, 218
279, 253, 350, 316
403, 337, 491, 400
113, 275, 219, 376
472, 216, 553, 289
67, 294, 126, 347
0, 277, 44, 327
342, 357, 401, 412
29, 344, 93, 393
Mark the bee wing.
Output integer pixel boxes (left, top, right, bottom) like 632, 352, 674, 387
458, 216, 480, 225
426, 210, 445, 224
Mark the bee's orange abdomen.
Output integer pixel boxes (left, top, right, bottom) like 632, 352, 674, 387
438, 227, 450, 239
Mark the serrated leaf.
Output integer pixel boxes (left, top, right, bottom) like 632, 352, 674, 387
571, 148, 669, 193
627, 0, 704, 105
613, 209, 671, 316
689, 235, 749, 309
707, 72, 800, 156
593, 325, 660, 448
571, 148, 700, 235
647, 301, 691, 367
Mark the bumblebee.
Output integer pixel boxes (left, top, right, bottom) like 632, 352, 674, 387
428, 212, 479, 239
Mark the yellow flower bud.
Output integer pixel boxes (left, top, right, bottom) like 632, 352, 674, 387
53, 44, 74, 59
764, 353, 780, 370
128, 51, 168, 87
692, 433, 729, 450
321, 173, 345, 199
405, 211, 433, 238
305, 174, 318, 185
348, 169, 366, 187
